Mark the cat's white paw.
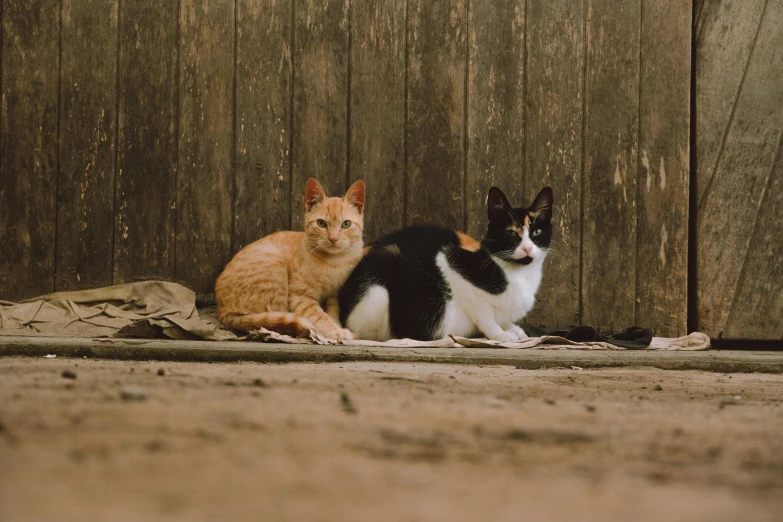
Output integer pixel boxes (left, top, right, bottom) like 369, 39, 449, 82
509, 325, 529, 339
491, 330, 522, 343
332, 328, 354, 341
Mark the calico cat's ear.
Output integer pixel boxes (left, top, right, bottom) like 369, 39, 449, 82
530, 186, 553, 221
344, 180, 365, 214
305, 178, 326, 212
486, 186, 512, 220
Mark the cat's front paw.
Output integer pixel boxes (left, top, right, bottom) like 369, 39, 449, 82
328, 328, 354, 341
509, 324, 529, 339
490, 329, 522, 343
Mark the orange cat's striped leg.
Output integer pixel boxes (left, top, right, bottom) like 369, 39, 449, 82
325, 295, 341, 324
289, 295, 352, 341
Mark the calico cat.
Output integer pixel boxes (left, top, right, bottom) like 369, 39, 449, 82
339, 186, 553, 341
216, 178, 365, 340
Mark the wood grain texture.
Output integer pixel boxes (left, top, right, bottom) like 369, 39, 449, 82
697, 0, 783, 338
636, 0, 691, 337
695, 0, 766, 207
234, 0, 292, 251
406, 0, 466, 229
177, 0, 235, 293
0, 0, 60, 300
465, 0, 525, 238
350, 0, 406, 241
291, 0, 349, 229
523, 0, 584, 329
114, 1, 178, 283
725, 139, 783, 339
582, 0, 640, 332
56, 0, 118, 290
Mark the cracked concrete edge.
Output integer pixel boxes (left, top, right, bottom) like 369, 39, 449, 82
1, 336, 782, 373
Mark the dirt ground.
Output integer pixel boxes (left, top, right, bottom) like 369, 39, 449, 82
1, 356, 782, 522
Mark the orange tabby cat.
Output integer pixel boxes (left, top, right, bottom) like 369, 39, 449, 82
215, 178, 365, 340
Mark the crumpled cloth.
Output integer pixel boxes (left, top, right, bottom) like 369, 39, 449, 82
246, 327, 711, 351
0, 281, 235, 341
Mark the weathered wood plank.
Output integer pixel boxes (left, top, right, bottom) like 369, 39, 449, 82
465, 0, 525, 238
582, 0, 640, 332
725, 139, 783, 339
695, 0, 766, 207
56, 0, 118, 290
0, 1, 60, 300
114, 1, 178, 283
350, 0, 406, 241
291, 0, 349, 228
636, 0, 691, 337
176, 0, 235, 293
234, 0, 292, 250
406, 0, 466, 229
698, 0, 783, 338
523, 0, 584, 329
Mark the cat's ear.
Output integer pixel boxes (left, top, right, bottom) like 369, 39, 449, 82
305, 178, 326, 212
486, 187, 512, 220
344, 180, 365, 214
530, 186, 553, 221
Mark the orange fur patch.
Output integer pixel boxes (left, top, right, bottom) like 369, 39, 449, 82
457, 232, 481, 251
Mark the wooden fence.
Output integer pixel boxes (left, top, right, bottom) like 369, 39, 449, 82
695, 0, 783, 340
0, 0, 697, 337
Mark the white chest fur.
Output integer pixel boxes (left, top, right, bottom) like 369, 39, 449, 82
435, 252, 543, 339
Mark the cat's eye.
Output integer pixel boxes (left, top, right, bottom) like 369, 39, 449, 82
532, 229, 542, 237
341, 220, 351, 229
316, 219, 327, 228
506, 229, 518, 237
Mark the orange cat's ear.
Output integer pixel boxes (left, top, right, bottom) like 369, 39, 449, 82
344, 180, 365, 214
305, 178, 326, 212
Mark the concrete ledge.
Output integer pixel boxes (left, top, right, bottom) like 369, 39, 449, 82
2, 335, 782, 373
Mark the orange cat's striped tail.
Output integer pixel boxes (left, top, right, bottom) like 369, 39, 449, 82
219, 312, 316, 337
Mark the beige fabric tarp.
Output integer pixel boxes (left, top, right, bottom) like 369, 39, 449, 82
0, 281, 234, 341
0, 281, 710, 350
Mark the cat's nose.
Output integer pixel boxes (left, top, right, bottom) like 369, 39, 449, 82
329, 237, 339, 245
522, 244, 533, 255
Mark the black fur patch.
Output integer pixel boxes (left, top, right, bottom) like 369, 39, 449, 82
444, 246, 507, 295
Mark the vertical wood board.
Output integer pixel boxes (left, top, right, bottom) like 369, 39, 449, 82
697, 0, 783, 338
350, 0, 406, 241
465, 0, 525, 238
115, 0, 178, 283
582, 0, 640, 332
405, 0, 466, 230
177, 0, 235, 293
695, 0, 766, 207
234, 0, 292, 251
636, 0, 691, 337
57, 0, 118, 291
725, 139, 783, 339
0, 0, 60, 300
291, 0, 350, 228
523, 0, 584, 329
